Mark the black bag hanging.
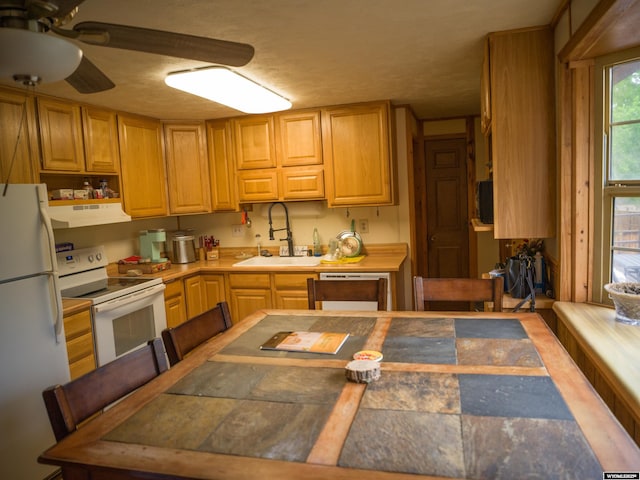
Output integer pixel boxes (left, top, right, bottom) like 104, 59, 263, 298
505, 254, 536, 312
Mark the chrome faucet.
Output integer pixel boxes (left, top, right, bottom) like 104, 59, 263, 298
268, 202, 294, 256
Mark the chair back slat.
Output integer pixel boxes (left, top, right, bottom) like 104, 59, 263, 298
413, 276, 503, 311
162, 301, 232, 366
43, 338, 168, 441
307, 278, 388, 310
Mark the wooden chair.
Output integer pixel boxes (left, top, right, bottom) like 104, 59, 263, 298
306, 278, 388, 310
413, 276, 503, 312
42, 338, 168, 442
162, 301, 232, 366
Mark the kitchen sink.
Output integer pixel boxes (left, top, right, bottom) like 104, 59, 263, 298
233, 255, 321, 267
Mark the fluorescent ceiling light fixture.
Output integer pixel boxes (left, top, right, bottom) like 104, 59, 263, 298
0, 28, 82, 85
165, 67, 291, 114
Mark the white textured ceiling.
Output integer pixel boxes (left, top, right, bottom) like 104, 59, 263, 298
7, 0, 561, 120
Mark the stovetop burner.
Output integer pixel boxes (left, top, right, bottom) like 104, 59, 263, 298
57, 246, 163, 304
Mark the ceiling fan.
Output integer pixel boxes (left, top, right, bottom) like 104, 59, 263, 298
0, 0, 255, 93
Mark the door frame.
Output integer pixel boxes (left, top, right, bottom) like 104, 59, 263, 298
411, 117, 478, 283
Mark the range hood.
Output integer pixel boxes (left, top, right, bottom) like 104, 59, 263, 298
48, 203, 131, 229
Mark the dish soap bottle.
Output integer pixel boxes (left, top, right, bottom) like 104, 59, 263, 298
313, 228, 321, 257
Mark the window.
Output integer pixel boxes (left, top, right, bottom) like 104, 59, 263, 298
594, 48, 640, 303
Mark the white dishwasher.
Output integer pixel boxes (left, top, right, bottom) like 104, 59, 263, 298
319, 272, 392, 311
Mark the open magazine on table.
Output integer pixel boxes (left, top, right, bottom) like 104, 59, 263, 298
260, 331, 349, 354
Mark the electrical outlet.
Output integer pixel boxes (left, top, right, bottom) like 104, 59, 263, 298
231, 224, 243, 237
359, 219, 369, 233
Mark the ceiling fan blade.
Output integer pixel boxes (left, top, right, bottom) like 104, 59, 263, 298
65, 55, 115, 93
73, 21, 255, 67
47, 0, 85, 19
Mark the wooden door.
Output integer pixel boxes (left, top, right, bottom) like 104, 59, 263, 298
425, 137, 470, 278
206, 120, 238, 211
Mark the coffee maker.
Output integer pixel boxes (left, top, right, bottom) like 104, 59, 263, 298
139, 229, 168, 262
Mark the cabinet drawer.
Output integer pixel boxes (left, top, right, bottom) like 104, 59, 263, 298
64, 309, 92, 340
164, 279, 184, 298
280, 166, 324, 200
236, 169, 278, 202
228, 273, 271, 288
69, 353, 96, 380
273, 273, 317, 290
66, 332, 94, 364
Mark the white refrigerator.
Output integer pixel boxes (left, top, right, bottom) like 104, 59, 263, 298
0, 184, 70, 479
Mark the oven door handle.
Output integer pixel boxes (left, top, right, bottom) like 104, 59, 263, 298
93, 283, 165, 314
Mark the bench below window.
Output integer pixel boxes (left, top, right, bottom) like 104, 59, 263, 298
553, 301, 640, 446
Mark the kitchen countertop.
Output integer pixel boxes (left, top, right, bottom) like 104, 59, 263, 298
61, 298, 92, 316
106, 243, 408, 282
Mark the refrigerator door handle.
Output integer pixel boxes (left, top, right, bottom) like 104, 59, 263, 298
37, 186, 63, 339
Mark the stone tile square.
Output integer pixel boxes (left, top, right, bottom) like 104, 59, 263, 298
454, 318, 527, 339
104, 394, 237, 450
461, 415, 602, 479
340, 409, 465, 477
199, 399, 332, 462
220, 315, 369, 360
456, 338, 543, 367
459, 374, 573, 420
250, 365, 345, 404
382, 335, 456, 364
167, 361, 270, 398
387, 317, 454, 338
361, 371, 460, 414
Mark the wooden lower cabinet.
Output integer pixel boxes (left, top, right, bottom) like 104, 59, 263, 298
165, 274, 226, 327
164, 278, 187, 328
63, 308, 96, 380
273, 273, 317, 309
227, 273, 272, 323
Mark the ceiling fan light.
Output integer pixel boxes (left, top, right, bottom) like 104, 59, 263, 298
0, 28, 82, 85
165, 67, 291, 114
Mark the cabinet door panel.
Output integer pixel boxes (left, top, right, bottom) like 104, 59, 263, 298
277, 110, 322, 166
83, 107, 119, 173
118, 114, 168, 217
184, 275, 206, 319
281, 166, 324, 200
233, 116, 276, 169
0, 89, 38, 183
207, 120, 238, 211
37, 97, 84, 172
229, 289, 272, 323
322, 102, 394, 206
164, 123, 211, 214
202, 274, 225, 310
489, 28, 555, 238
236, 169, 279, 202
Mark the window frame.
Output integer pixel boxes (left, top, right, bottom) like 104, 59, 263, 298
593, 46, 640, 304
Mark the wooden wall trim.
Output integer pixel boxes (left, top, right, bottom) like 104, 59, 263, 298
558, 0, 640, 62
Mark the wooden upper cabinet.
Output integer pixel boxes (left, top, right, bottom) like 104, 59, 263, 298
488, 27, 556, 239
37, 97, 84, 172
480, 37, 491, 136
0, 88, 38, 183
206, 120, 238, 212
164, 122, 211, 214
322, 101, 395, 207
234, 109, 325, 203
117, 114, 168, 218
82, 106, 119, 173
233, 115, 276, 170
276, 110, 323, 166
